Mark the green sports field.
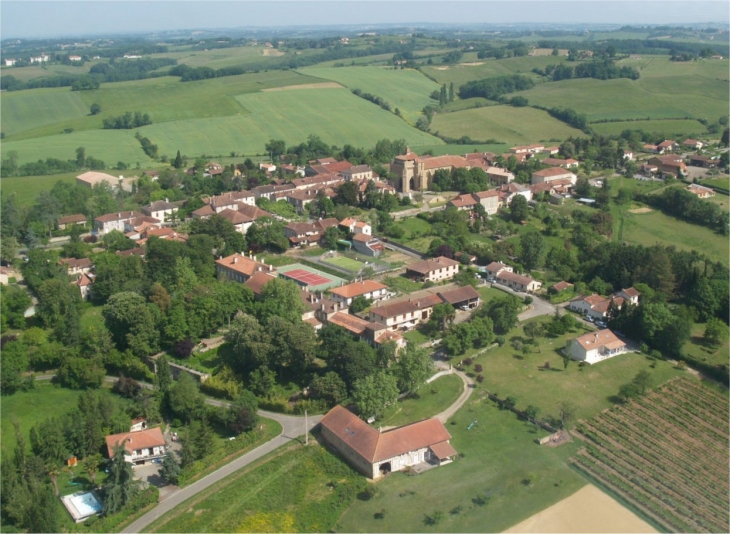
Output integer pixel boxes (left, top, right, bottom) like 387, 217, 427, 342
591, 119, 708, 137
322, 255, 367, 272
298, 66, 441, 122
430, 105, 585, 145
138, 87, 442, 158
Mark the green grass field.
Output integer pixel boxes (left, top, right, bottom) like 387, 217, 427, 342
338, 395, 586, 533
622, 209, 729, 265
1, 89, 91, 137
410, 142, 509, 156
299, 66, 441, 122
377, 374, 463, 428
322, 255, 367, 272
430, 105, 585, 145
421, 55, 570, 87
1, 383, 83, 454
148, 444, 364, 533
151, 45, 280, 69
139, 87, 441, 158
591, 119, 708, 137
1, 172, 77, 207
683, 323, 730, 367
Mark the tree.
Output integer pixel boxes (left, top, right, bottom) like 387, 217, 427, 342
103, 292, 160, 356
523, 321, 544, 341
1, 235, 19, 264
257, 278, 305, 324
248, 366, 276, 397
85, 453, 102, 485
392, 343, 433, 395
90, 103, 101, 115
352, 371, 399, 420
173, 150, 183, 169
156, 355, 173, 393
510, 194, 528, 223
167, 373, 204, 423
26, 483, 60, 533
335, 181, 359, 206
323, 225, 341, 250
159, 452, 182, 485
1, 284, 31, 330
103, 444, 137, 515
428, 302, 456, 332
309, 372, 347, 407
519, 231, 546, 270
448, 82, 455, 102
632, 370, 651, 395
75, 147, 86, 168
349, 295, 372, 314
227, 390, 259, 434
557, 401, 576, 429
704, 317, 728, 347
265, 139, 286, 158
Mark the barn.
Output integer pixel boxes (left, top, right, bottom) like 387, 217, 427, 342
319, 405, 457, 479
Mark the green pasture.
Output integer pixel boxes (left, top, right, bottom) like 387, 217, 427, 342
322, 255, 367, 272
147, 444, 363, 533
1, 128, 154, 167
1, 89, 91, 137
632, 55, 730, 81
622, 208, 729, 265
519, 76, 728, 122
1, 383, 83, 454
591, 119, 708, 137
298, 66, 441, 122
338, 394, 586, 533
421, 55, 570, 87
464, 317, 685, 422
139, 87, 441, 158
1, 172, 77, 207
411, 142, 509, 156
377, 374, 463, 428
0, 61, 102, 82
151, 45, 278, 69
441, 97, 494, 112
430, 105, 585, 145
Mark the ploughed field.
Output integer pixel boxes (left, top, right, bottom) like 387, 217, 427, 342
570, 377, 730, 533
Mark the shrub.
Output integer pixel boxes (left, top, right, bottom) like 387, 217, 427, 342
474, 364, 483, 373
524, 296, 533, 305
462, 357, 473, 366
476, 374, 484, 383
639, 342, 649, 354
495, 335, 506, 346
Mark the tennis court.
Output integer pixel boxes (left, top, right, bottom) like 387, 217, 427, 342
277, 263, 346, 291
322, 255, 367, 272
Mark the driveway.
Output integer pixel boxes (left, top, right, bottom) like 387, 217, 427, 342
486, 282, 556, 321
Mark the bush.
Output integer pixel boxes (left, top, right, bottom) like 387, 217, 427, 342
523, 296, 533, 305
495, 335, 506, 346
474, 364, 483, 373
639, 342, 649, 354
476, 374, 484, 383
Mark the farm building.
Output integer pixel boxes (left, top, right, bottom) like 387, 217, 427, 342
319, 405, 457, 479
566, 329, 627, 364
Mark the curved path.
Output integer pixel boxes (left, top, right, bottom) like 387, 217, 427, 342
433, 368, 475, 424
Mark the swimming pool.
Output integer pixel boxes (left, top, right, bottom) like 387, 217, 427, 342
61, 491, 102, 522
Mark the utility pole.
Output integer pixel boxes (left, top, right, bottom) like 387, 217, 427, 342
305, 410, 308, 445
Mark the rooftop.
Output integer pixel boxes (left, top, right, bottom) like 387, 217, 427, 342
573, 329, 626, 352
329, 280, 388, 299
105, 427, 165, 458
406, 256, 460, 275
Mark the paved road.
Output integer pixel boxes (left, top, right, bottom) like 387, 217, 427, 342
486, 282, 556, 321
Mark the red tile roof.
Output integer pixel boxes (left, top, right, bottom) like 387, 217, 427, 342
406, 256, 460, 275
105, 427, 165, 458
437, 285, 480, 305
328, 311, 371, 335
216, 253, 274, 278
329, 280, 387, 299
58, 214, 87, 225
573, 329, 625, 352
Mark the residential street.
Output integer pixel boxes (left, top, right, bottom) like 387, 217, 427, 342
486, 282, 557, 321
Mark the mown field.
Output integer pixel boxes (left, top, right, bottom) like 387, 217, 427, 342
430, 105, 585, 145
591, 119, 708, 137
571, 377, 729, 533
410, 142, 509, 156
139, 87, 441, 158
1, 172, 77, 207
421, 55, 570, 87
621, 209, 729, 265
151, 45, 283, 69
1, 89, 91, 136
377, 374, 463, 428
298, 66, 441, 122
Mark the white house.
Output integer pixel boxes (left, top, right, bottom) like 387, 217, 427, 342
4, 59, 16, 66
405, 256, 460, 283
566, 329, 627, 364
141, 199, 178, 222
473, 190, 500, 215
319, 406, 457, 479
353, 221, 372, 235
105, 427, 166, 466
531, 168, 577, 185
495, 270, 542, 293
94, 211, 145, 235
328, 280, 391, 306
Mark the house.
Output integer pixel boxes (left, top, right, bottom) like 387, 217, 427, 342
568, 293, 625, 320
688, 155, 717, 169
291, 174, 343, 190
353, 221, 371, 235
116, 247, 145, 259
4, 59, 16, 66
104, 427, 166, 465
498, 182, 533, 204
615, 287, 641, 306
205, 162, 223, 176
58, 214, 87, 230
68, 55, 82, 62
30, 54, 49, 63
218, 209, 254, 234
284, 222, 324, 247
94, 211, 145, 235
648, 155, 687, 177
215, 253, 275, 283
686, 184, 716, 199
369, 294, 443, 330
352, 234, 385, 257
405, 256, 460, 283
342, 165, 374, 181
141, 199, 178, 222
485, 261, 512, 279
449, 193, 479, 211
139, 228, 188, 244
191, 205, 215, 219
319, 406, 457, 479
622, 150, 634, 161
566, 329, 626, 364
237, 203, 272, 223
74, 274, 93, 301
531, 167, 577, 185
328, 280, 391, 306
643, 143, 662, 154
657, 140, 677, 153
130, 418, 147, 432
509, 144, 544, 154
549, 281, 574, 294
59, 257, 93, 276
473, 190, 500, 215
437, 285, 481, 310
355, 178, 397, 201
542, 146, 560, 155
683, 139, 704, 150
484, 167, 514, 185
76, 171, 121, 189
0, 267, 16, 285
542, 158, 580, 169
285, 189, 321, 214
495, 270, 542, 293
252, 183, 296, 201
306, 160, 353, 177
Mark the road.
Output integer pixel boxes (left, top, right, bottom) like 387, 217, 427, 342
485, 282, 556, 321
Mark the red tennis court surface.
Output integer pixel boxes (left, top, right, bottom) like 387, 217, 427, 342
280, 269, 332, 286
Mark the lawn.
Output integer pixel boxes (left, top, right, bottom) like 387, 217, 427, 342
1, 172, 77, 208
322, 255, 368, 273
403, 328, 432, 344
1, 383, 83, 454
591, 119, 708, 137
338, 394, 586, 533
377, 374, 463, 428
139, 87, 441, 158
622, 209, 729, 265
80, 304, 106, 330
383, 275, 424, 294
462, 317, 687, 422
683, 323, 730, 367
299, 66, 441, 123
430, 105, 585, 145
147, 444, 365, 533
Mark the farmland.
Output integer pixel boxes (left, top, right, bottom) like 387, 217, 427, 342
591, 119, 708, 137
139, 87, 441, 159
430, 105, 585, 145
421, 55, 570, 87
298, 66, 441, 122
1, 89, 91, 137
571, 377, 729, 533
1, 172, 77, 207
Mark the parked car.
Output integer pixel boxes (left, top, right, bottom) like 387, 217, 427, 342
585, 315, 594, 323
596, 321, 607, 329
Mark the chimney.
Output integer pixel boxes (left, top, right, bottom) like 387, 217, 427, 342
234, 257, 238, 264
127, 437, 132, 443
268, 264, 273, 272
321, 304, 325, 311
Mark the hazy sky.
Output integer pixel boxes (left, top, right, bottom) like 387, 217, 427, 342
2, 1, 728, 39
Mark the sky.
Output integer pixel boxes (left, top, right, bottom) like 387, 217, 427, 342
2, 1, 728, 39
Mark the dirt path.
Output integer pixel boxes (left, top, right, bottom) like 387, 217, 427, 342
504, 484, 657, 533
432, 367, 474, 423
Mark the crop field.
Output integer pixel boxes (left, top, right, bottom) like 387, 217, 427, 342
151, 45, 279, 69
430, 105, 584, 145
622, 209, 729, 265
139, 87, 441, 158
591, 119, 708, 137
298, 67, 441, 122
2, 128, 154, 167
0, 61, 101, 81
519, 76, 728, 122
571, 377, 729, 533
422, 55, 570, 87
1, 89, 91, 137
148, 444, 364, 533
